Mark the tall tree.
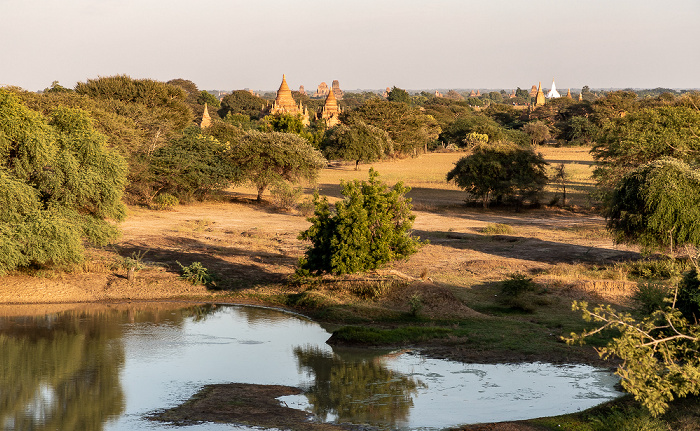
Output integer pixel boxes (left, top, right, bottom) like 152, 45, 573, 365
231, 130, 326, 201
0, 90, 127, 274
321, 121, 393, 169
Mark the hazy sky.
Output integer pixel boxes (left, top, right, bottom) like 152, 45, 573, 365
1, 0, 698, 92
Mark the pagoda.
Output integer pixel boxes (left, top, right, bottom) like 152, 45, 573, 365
200, 103, 212, 128
318, 88, 342, 127
267, 74, 309, 125
535, 82, 546, 106
546, 79, 561, 99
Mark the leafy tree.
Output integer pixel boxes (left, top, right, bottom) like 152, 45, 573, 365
198, 90, 220, 108
439, 115, 525, 147
298, 169, 421, 275
605, 158, 700, 252
342, 100, 440, 155
563, 115, 598, 144
148, 128, 242, 201
446, 142, 549, 208
522, 120, 551, 145
260, 113, 305, 134
232, 130, 326, 201
219, 90, 266, 120
592, 105, 700, 189
422, 97, 473, 128
0, 90, 127, 274
321, 121, 393, 169
386, 86, 411, 104
566, 299, 700, 417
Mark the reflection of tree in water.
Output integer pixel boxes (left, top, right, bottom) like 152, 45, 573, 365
294, 346, 422, 427
0, 310, 128, 430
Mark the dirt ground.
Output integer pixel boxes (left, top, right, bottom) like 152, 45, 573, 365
1, 153, 641, 431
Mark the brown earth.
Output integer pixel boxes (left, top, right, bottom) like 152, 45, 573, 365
2, 153, 642, 431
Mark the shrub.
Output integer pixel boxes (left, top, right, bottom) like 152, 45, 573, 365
498, 273, 539, 312
177, 261, 216, 288
298, 169, 422, 275
482, 223, 514, 235
151, 193, 179, 210
632, 282, 670, 314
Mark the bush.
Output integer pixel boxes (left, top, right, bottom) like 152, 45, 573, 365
632, 282, 670, 314
298, 169, 422, 275
151, 193, 179, 210
498, 273, 539, 312
177, 261, 216, 288
482, 223, 514, 235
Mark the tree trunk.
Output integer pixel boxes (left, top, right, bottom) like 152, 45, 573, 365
127, 267, 135, 283
257, 186, 265, 202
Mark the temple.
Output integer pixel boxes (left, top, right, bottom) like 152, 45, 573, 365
317, 88, 342, 127
267, 74, 309, 125
535, 82, 546, 106
200, 103, 212, 128
546, 79, 561, 99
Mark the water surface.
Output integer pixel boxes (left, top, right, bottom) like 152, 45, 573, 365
0, 304, 622, 430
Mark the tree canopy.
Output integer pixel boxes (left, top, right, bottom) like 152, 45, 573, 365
321, 121, 393, 169
231, 130, 326, 201
0, 89, 127, 274
446, 142, 549, 208
605, 158, 700, 251
341, 100, 440, 155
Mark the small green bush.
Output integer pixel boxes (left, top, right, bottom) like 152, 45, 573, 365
177, 261, 216, 288
270, 183, 303, 211
482, 223, 514, 235
498, 273, 539, 312
632, 282, 670, 314
151, 193, 179, 210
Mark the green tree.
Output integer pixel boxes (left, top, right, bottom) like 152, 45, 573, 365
219, 90, 266, 120
321, 121, 393, 169
198, 90, 220, 108
386, 86, 411, 104
298, 169, 421, 275
0, 90, 127, 274
566, 299, 700, 417
522, 120, 551, 145
343, 100, 440, 155
446, 142, 549, 208
605, 158, 700, 252
592, 105, 700, 189
148, 128, 242, 202
232, 130, 326, 201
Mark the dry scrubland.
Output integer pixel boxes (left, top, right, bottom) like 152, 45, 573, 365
0, 146, 640, 320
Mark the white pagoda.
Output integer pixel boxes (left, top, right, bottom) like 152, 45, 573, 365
546, 79, 561, 99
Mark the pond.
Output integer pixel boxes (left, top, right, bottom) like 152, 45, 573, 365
0, 303, 623, 430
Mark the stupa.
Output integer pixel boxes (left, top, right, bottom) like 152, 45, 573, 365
267, 75, 309, 125
318, 88, 342, 127
535, 82, 546, 106
200, 103, 212, 128
331, 80, 343, 99
566, 88, 572, 99
546, 79, 561, 99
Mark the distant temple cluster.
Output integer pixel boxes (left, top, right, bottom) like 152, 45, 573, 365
265, 74, 342, 127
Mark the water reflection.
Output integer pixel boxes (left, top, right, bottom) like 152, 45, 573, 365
0, 311, 125, 431
0, 304, 623, 431
295, 346, 422, 426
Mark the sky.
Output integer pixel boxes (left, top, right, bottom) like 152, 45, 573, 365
1, 0, 698, 93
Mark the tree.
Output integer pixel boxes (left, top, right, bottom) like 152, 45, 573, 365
386, 86, 411, 104
298, 169, 421, 275
522, 120, 551, 145
219, 90, 266, 120
198, 90, 220, 108
321, 121, 393, 169
592, 105, 700, 189
231, 130, 326, 201
148, 128, 242, 201
342, 100, 440, 155
446, 142, 549, 208
605, 158, 700, 252
0, 90, 127, 274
